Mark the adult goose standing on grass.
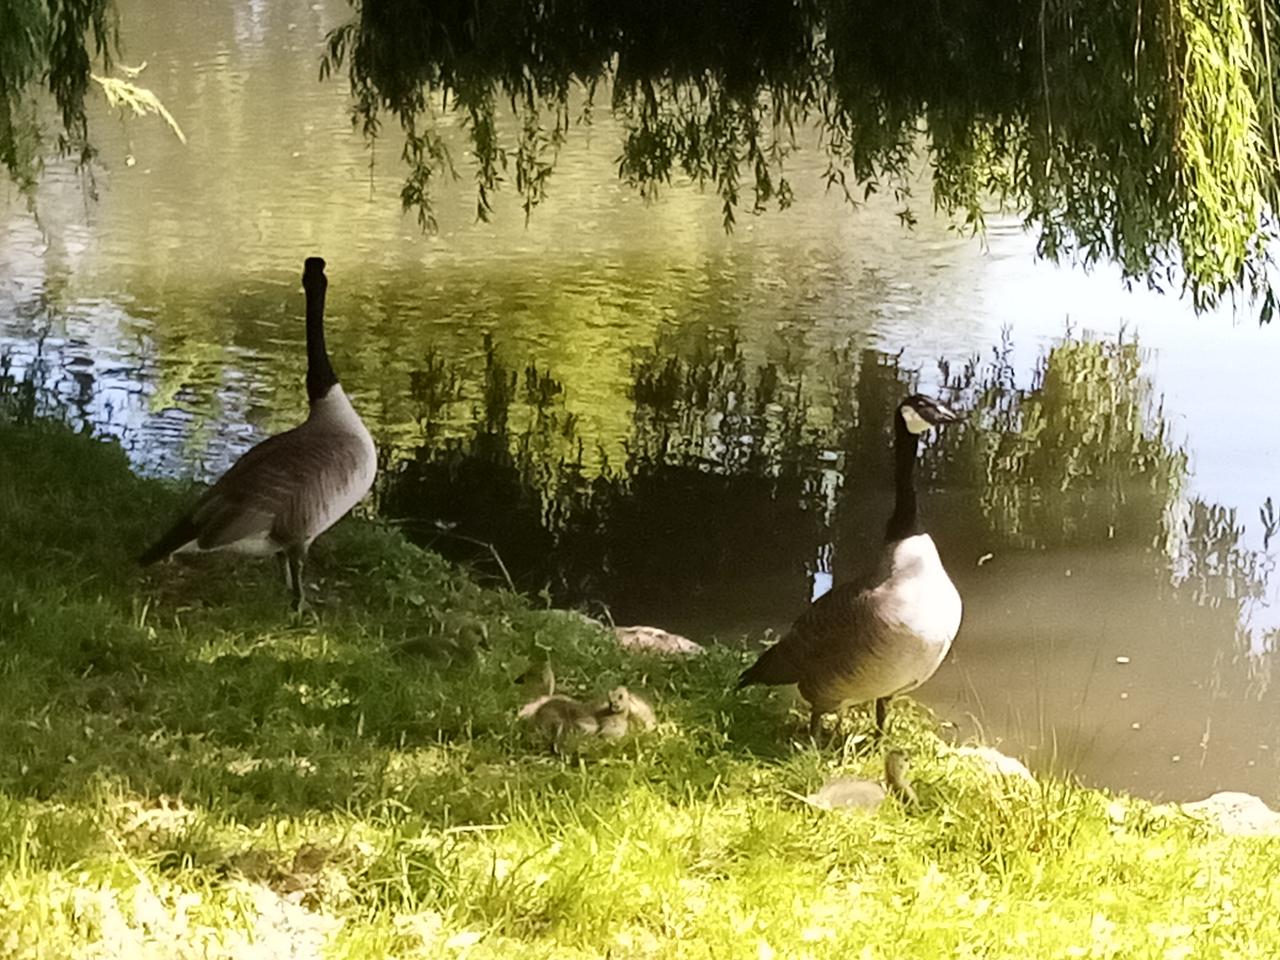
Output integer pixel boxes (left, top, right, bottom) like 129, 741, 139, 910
139, 257, 377, 614
738, 393, 962, 738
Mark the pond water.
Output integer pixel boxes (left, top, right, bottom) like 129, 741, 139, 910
2, 0, 1279, 802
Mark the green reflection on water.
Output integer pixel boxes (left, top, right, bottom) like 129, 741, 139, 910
380, 329, 1204, 610
940, 333, 1187, 551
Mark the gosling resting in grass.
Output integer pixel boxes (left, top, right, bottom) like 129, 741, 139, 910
138, 258, 377, 614
804, 749, 917, 810
738, 393, 962, 738
516, 664, 599, 747
594, 686, 657, 738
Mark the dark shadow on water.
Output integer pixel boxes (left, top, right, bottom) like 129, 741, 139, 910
383, 333, 835, 629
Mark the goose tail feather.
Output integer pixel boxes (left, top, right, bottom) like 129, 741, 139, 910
738, 643, 800, 688
138, 514, 199, 566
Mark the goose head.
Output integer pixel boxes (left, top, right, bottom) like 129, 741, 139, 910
604, 686, 630, 715
898, 393, 961, 436
884, 750, 911, 789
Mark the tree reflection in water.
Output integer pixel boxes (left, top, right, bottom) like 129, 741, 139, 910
383, 330, 1273, 660
381, 327, 1280, 794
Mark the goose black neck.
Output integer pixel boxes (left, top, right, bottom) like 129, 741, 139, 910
885, 416, 922, 542
303, 260, 338, 403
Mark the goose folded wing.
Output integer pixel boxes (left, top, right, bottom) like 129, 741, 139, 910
741, 579, 875, 685
779, 580, 882, 672
188, 426, 365, 549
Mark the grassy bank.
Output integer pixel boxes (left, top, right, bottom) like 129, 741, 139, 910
1, 418, 1278, 959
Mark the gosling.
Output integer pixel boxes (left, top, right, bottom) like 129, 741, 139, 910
516, 664, 599, 747
594, 685, 657, 738
803, 750, 917, 811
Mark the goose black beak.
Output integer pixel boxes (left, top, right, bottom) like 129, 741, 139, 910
932, 401, 963, 424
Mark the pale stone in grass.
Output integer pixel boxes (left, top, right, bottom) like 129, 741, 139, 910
614, 624, 706, 656
1174, 791, 1280, 836
951, 745, 1036, 782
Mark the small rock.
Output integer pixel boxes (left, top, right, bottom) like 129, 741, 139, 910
1176, 792, 1280, 837
614, 625, 705, 656
951, 745, 1036, 782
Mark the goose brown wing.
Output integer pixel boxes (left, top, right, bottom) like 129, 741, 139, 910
190, 424, 366, 549
738, 579, 874, 687
781, 580, 877, 668
184, 429, 298, 548
139, 429, 303, 563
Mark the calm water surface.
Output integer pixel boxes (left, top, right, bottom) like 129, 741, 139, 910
2, 0, 1279, 802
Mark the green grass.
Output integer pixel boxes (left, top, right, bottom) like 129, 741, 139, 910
1, 418, 1278, 959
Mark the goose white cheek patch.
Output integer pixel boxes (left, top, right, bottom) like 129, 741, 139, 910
900, 404, 932, 435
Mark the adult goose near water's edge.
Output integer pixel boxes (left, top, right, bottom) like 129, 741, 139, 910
139, 257, 377, 613
739, 393, 962, 738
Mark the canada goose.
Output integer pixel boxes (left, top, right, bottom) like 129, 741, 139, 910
738, 393, 962, 738
594, 685, 658, 738
139, 258, 377, 613
802, 749, 917, 810
516, 664, 600, 746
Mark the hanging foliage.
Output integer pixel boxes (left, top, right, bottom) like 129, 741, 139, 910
0, 0, 117, 188
5, 0, 1280, 312
321, 0, 1280, 312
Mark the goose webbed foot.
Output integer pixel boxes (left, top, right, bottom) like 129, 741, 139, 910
289, 598, 317, 625
808, 709, 848, 749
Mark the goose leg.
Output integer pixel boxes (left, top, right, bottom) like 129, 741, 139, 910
874, 697, 889, 736
550, 719, 569, 758
808, 708, 825, 740
285, 545, 310, 617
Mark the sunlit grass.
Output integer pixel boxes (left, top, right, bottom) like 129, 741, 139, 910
2, 418, 1279, 958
